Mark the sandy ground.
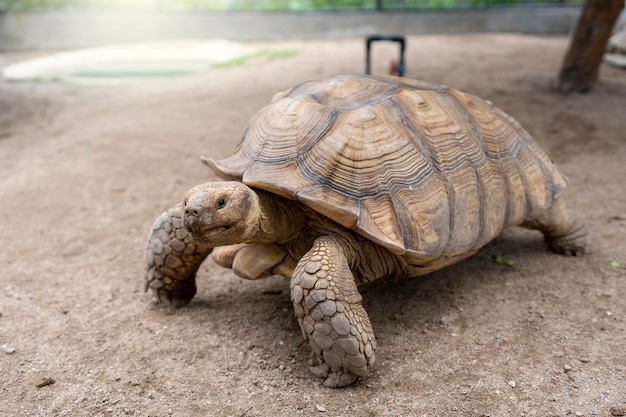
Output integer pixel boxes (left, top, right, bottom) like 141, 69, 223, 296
0, 34, 625, 417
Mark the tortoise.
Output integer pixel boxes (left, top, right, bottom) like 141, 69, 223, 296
144, 74, 588, 387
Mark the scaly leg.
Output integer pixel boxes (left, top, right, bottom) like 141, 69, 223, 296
291, 235, 376, 388
521, 197, 589, 256
145, 204, 212, 306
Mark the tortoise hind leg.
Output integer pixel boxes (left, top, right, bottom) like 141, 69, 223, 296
521, 197, 589, 256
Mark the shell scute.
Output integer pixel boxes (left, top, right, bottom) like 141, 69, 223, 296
391, 183, 450, 256
289, 74, 398, 111
243, 95, 335, 164
299, 103, 435, 199
355, 193, 404, 253
296, 186, 359, 230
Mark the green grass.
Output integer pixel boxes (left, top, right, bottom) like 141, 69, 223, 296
209, 50, 268, 69
266, 48, 300, 61
209, 48, 300, 69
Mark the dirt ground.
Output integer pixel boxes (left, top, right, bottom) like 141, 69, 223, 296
1, 33, 625, 417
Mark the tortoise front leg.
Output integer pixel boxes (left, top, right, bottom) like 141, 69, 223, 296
291, 235, 376, 388
521, 197, 589, 256
145, 204, 213, 306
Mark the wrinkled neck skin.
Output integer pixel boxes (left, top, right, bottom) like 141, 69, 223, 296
252, 189, 308, 244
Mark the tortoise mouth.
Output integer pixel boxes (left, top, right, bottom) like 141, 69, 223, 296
207, 226, 230, 237
189, 225, 231, 243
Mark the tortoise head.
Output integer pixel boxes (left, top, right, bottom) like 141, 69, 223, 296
183, 181, 260, 246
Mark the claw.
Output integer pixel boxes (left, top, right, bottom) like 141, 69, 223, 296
323, 371, 358, 388
310, 363, 330, 378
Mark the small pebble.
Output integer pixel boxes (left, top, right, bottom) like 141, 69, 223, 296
580, 357, 591, 363
316, 404, 326, 412
563, 364, 572, 372
3, 346, 15, 354
35, 378, 55, 388
574, 412, 583, 417
610, 406, 626, 416
507, 380, 516, 388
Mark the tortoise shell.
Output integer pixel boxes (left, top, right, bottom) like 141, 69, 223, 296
204, 74, 567, 259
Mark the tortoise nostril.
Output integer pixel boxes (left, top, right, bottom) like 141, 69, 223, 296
185, 207, 201, 218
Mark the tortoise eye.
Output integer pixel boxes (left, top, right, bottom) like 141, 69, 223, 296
216, 198, 227, 209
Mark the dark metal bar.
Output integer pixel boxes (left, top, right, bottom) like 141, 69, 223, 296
365, 34, 406, 76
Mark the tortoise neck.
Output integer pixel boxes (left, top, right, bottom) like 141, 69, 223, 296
246, 188, 306, 244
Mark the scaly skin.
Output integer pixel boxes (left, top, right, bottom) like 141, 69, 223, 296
291, 235, 376, 387
521, 197, 589, 256
144, 204, 212, 306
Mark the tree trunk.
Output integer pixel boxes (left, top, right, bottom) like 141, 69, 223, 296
558, 0, 624, 93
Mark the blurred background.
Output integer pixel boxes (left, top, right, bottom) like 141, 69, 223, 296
1, 0, 587, 51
